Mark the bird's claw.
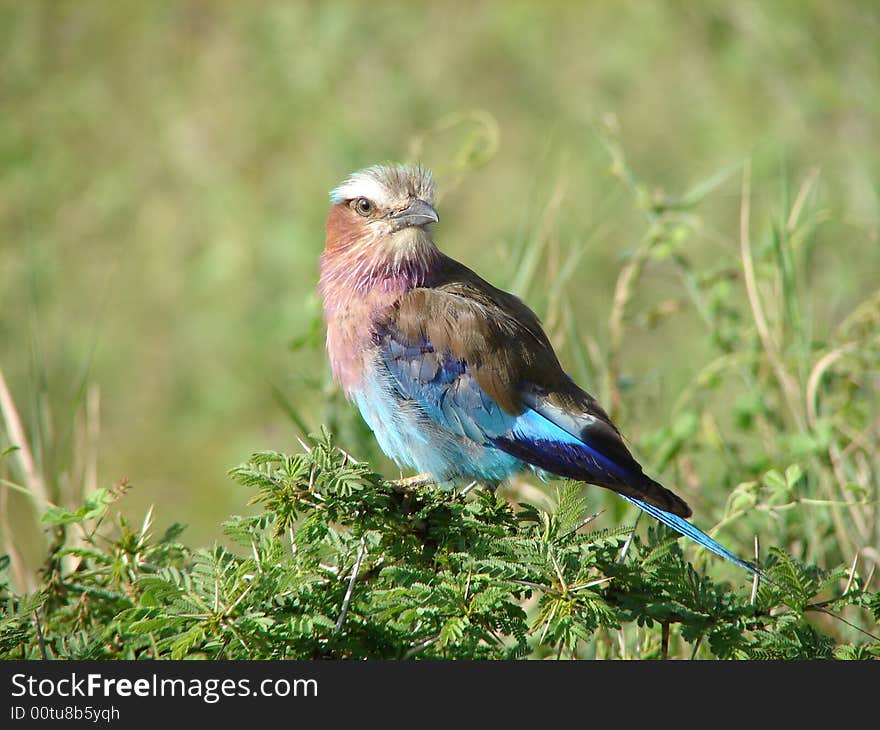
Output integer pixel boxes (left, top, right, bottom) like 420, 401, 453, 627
386, 473, 434, 492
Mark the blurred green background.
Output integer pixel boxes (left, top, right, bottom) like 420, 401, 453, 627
1, 1, 878, 562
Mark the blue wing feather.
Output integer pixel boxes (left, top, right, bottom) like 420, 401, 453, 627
378, 331, 625, 482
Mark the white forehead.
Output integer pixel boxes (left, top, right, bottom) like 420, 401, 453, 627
329, 164, 435, 206
330, 172, 389, 205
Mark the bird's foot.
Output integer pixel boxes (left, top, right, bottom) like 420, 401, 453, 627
387, 473, 434, 492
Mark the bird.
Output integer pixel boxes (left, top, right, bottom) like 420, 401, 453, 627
319, 163, 759, 575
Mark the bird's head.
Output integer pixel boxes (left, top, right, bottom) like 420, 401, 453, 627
322, 165, 441, 289
328, 163, 439, 238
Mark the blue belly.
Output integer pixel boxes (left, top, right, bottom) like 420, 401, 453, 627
352, 365, 524, 484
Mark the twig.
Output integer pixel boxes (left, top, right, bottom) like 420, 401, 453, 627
33, 610, 48, 660
403, 634, 439, 660
511, 579, 552, 592
334, 536, 367, 635
563, 509, 605, 539
689, 634, 703, 660
808, 607, 880, 643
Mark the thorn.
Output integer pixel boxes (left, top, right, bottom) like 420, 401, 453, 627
843, 551, 859, 595
750, 535, 760, 606
618, 511, 641, 563
459, 481, 478, 497
569, 576, 612, 592
550, 551, 568, 593
141, 505, 154, 537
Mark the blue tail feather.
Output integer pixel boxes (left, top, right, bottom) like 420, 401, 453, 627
622, 495, 762, 577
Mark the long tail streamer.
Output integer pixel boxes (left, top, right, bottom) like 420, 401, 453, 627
623, 495, 764, 577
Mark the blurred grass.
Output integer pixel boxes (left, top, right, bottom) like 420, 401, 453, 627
1, 0, 878, 582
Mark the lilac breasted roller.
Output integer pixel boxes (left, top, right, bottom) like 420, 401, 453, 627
319, 163, 758, 575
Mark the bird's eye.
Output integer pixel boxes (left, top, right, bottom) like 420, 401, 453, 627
352, 197, 373, 216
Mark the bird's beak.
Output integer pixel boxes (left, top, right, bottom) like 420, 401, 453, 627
390, 199, 439, 229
